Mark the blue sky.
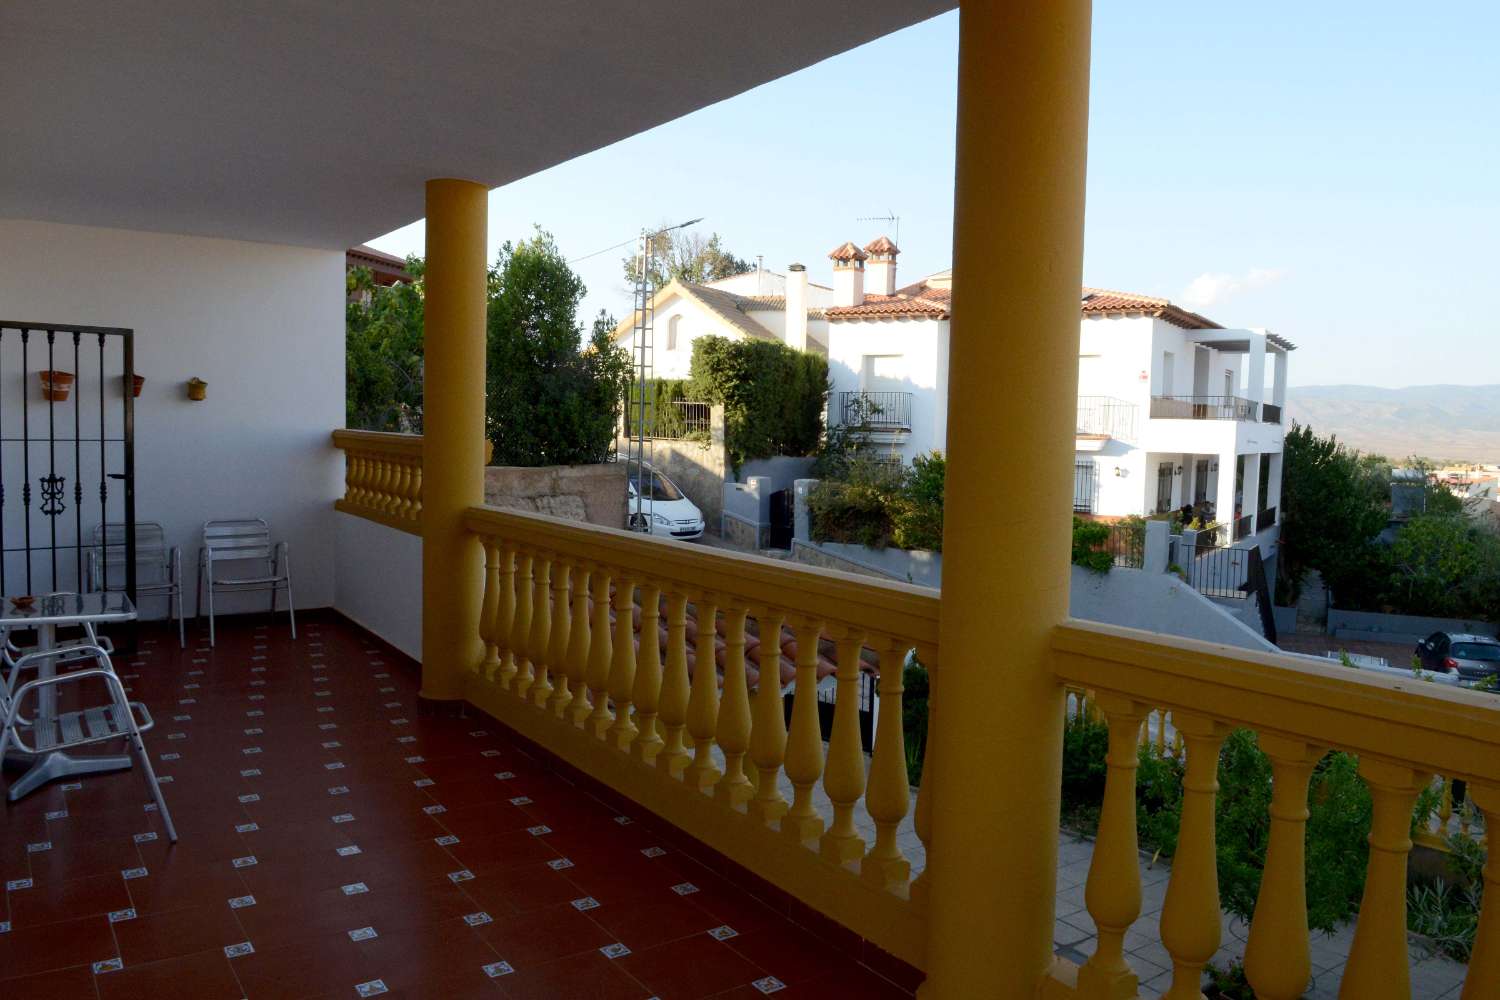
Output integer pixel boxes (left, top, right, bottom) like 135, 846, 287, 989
370, 5, 1499, 388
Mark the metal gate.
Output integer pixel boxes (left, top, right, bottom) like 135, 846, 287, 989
0, 321, 136, 608
767, 488, 794, 550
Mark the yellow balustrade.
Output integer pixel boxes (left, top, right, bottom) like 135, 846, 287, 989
1052, 620, 1500, 1000
1466, 784, 1500, 999
462, 505, 936, 968
331, 430, 424, 534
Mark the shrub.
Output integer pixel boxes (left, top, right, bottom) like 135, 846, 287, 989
902, 657, 930, 785
892, 453, 945, 551
1071, 517, 1113, 573
807, 452, 945, 553
687, 336, 827, 469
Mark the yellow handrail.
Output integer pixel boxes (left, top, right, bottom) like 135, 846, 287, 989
461, 502, 938, 968
331, 429, 490, 535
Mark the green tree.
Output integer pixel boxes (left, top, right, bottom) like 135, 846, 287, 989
621, 227, 752, 289
345, 262, 425, 431
686, 335, 827, 469
486, 228, 632, 466
1278, 424, 1389, 602
1386, 512, 1500, 617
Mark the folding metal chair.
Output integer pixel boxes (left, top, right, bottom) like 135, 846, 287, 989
196, 519, 294, 647
89, 522, 185, 648
0, 644, 178, 839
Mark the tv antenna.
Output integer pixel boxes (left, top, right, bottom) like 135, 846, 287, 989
857, 211, 900, 246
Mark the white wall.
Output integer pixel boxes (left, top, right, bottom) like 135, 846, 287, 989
0, 218, 343, 618
825, 316, 946, 463
334, 513, 421, 659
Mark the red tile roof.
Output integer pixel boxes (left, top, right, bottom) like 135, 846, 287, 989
825, 280, 951, 320
863, 235, 899, 257
1080, 287, 1221, 330
827, 241, 868, 263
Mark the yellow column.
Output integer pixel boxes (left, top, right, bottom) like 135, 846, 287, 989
920, 3, 1092, 997
420, 178, 488, 701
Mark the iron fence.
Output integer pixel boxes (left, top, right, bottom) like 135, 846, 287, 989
1257, 506, 1277, 532
840, 390, 912, 430
1183, 542, 1250, 598
1233, 513, 1254, 541
1104, 522, 1144, 568
1076, 396, 1138, 442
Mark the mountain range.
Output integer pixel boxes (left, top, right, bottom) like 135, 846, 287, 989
1285, 384, 1500, 463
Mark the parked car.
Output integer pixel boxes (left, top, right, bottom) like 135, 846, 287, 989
627, 461, 705, 540
1415, 631, 1500, 682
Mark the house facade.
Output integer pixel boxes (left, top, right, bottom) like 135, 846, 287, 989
1072, 288, 1294, 547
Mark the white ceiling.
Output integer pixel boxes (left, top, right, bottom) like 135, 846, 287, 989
0, 1, 951, 250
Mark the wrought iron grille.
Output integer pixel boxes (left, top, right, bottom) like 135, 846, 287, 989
0, 322, 136, 605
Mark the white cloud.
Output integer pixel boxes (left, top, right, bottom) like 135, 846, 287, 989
1179, 267, 1287, 309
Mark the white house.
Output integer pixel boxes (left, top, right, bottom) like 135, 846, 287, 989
611, 266, 834, 380
1072, 287, 1294, 547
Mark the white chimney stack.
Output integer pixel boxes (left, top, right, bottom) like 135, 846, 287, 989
828, 240, 867, 307
864, 235, 899, 296
785, 263, 808, 351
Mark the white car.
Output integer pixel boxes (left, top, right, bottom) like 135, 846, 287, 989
627, 461, 705, 540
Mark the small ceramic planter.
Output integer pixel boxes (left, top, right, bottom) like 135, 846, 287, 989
129, 374, 145, 397
39, 370, 74, 402
187, 377, 207, 401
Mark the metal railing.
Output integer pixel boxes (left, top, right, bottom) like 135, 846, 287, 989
1075, 395, 1138, 442
664, 400, 711, 438
1232, 513, 1254, 541
1072, 462, 1097, 513
1257, 506, 1277, 532
1261, 401, 1283, 424
1104, 522, 1144, 568
1182, 540, 1250, 597
1149, 395, 1261, 421
840, 390, 912, 430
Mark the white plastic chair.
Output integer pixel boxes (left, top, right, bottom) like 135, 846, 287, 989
88, 522, 185, 648
196, 519, 294, 647
0, 644, 178, 840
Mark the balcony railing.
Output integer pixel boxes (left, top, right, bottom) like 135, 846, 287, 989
1257, 505, 1277, 532
1051, 622, 1500, 999
331, 428, 426, 534
1149, 394, 1261, 421
332, 440, 1500, 996
1232, 512, 1254, 541
1076, 395, 1138, 442
1261, 401, 1283, 424
840, 390, 912, 431
461, 504, 937, 968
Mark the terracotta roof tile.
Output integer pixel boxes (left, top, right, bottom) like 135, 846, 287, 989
1080, 287, 1222, 330
828, 241, 869, 263
863, 235, 899, 257
826, 280, 950, 320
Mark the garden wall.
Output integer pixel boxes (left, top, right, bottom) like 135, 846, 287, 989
790, 538, 942, 588
484, 463, 626, 528
1326, 608, 1498, 645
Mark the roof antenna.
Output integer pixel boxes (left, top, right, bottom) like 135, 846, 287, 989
857, 211, 900, 246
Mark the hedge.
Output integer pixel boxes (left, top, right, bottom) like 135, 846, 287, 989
687, 336, 827, 470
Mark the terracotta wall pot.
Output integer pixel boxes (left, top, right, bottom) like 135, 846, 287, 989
129, 374, 145, 397
39, 370, 74, 402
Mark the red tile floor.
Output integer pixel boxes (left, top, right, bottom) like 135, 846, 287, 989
1, 613, 917, 999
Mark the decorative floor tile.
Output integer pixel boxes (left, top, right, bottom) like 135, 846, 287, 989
239, 793, 261, 803
423, 805, 447, 815
527, 825, 552, 836
494, 771, 515, 780
109, 908, 137, 923
348, 926, 378, 942
435, 835, 459, 846
45, 808, 68, 820
708, 925, 739, 941
342, 882, 370, 896
236, 822, 260, 833
671, 882, 699, 895
463, 911, 493, 926
93, 957, 124, 974
232, 856, 258, 869
510, 796, 533, 806
482, 960, 514, 978
413, 778, 435, 788
229, 895, 257, 909
571, 897, 601, 912
27, 841, 51, 853
330, 785, 351, 796
337, 846, 363, 857
6, 878, 34, 890
548, 858, 575, 870
332, 813, 356, 824
447, 870, 475, 883
225, 942, 255, 958
753, 976, 787, 994
641, 846, 666, 858
599, 943, 631, 959
122, 868, 148, 880
133, 832, 158, 844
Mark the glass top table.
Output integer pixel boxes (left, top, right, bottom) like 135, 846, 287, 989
2, 591, 137, 801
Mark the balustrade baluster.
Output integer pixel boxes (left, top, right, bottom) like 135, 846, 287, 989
909, 645, 936, 906
1244, 735, 1323, 1000
715, 605, 753, 806
747, 607, 788, 824
352, 452, 369, 507
1339, 760, 1430, 1000
781, 617, 825, 841
1438, 778, 1454, 836
1155, 710, 1167, 757
496, 542, 517, 689
606, 574, 640, 750
683, 594, 721, 791
563, 563, 592, 724
509, 550, 534, 696
861, 636, 911, 891
527, 554, 554, 708
656, 590, 692, 777
545, 560, 573, 715
1463, 783, 1500, 1000
375, 456, 394, 511
342, 450, 358, 506
478, 539, 502, 678
393, 459, 412, 518
585, 568, 614, 738
630, 582, 664, 762
1158, 714, 1228, 1000
1077, 693, 1147, 998
819, 628, 867, 864
408, 461, 422, 519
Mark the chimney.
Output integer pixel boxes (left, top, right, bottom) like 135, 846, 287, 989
828, 240, 867, 307
864, 235, 899, 295
785, 263, 808, 351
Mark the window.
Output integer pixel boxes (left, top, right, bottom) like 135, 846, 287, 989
666, 315, 681, 351
1073, 462, 1096, 513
